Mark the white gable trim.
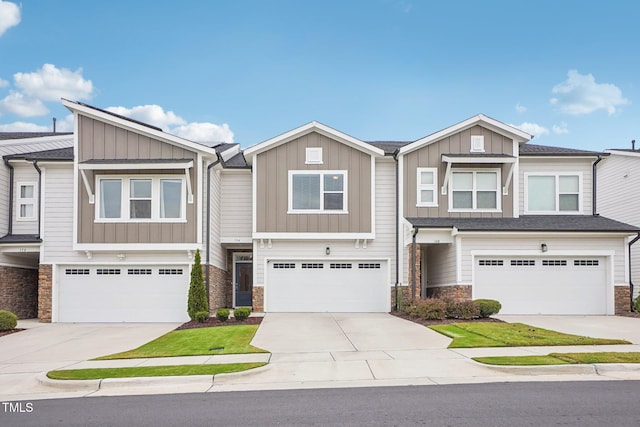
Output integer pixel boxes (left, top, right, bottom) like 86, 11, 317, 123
244, 121, 384, 160
399, 114, 531, 155
605, 149, 640, 158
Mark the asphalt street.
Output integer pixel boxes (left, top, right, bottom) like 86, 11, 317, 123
2, 381, 640, 427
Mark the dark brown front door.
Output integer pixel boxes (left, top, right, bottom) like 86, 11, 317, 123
235, 262, 253, 307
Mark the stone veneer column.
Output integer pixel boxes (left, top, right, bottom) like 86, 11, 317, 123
614, 285, 631, 314
252, 287, 264, 312
37, 264, 52, 322
207, 264, 229, 311
0, 266, 38, 318
407, 244, 422, 301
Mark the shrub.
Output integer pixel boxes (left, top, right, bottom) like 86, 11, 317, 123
413, 298, 446, 320
216, 308, 230, 322
187, 249, 209, 321
234, 307, 251, 321
634, 296, 640, 313
0, 310, 18, 331
454, 300, 481, 319
441, 297, 458, 318
473, 299, 502, 318
194, 311, 210, 323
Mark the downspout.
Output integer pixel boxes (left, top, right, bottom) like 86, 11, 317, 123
629, 233, 640, 311
205, 156, 221, 307
592, 155, 603, 216
393, 149, 400, 310
411, 226, 419, 302
32, 160, 42, 238
4, 159, 14, 235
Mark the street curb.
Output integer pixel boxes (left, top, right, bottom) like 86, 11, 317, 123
476, 363, 598, 375
37, 374, 101, 391
213, 364, 272, 381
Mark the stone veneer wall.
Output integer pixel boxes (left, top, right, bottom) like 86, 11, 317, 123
406, 244, 422, 301
0, 266, 38, 318
427, 285, 472, 300
206, 264, 229, 311
615, 285, 631, 314
252, 286, 264, 312
38, 264, 52, 322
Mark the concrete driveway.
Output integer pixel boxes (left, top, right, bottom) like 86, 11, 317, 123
0, 320, 178, 400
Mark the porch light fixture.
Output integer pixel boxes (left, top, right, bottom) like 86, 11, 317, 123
541, 243, 548, 253
326, 246, 331, 255
117, 253, 126, 260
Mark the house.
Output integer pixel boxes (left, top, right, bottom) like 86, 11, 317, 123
597, 142, 640, 303
0, 103, 636, 322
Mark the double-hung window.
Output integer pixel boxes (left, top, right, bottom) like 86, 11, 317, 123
416, 168, 438, 207
17, 182, 37, 220
96, 175, 185, 221
449, 169, 500, 211
525, 173, 581, 213
289, 171, 347, 213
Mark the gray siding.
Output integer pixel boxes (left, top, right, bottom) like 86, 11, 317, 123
76, 115, 198, 244
220, 171, 252, 239
255, 131, 372, 233
209, 168, 225, 269
403, 125, 514, 218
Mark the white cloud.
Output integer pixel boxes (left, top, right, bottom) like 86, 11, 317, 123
552, 122, 569, 135
0, 121, 49, 132
171, 122, 234, 144
513, 122, 549, 137
550, 70, 629, 115
106, 104, 186, 130
515, 102, 527, 113
0, 91, 49, 117
0, 78, 9, 88
54, 114, 75, 132
0, 1, 20, 36
14, 64, 93, 101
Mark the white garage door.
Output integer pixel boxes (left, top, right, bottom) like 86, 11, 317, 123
474, 257, 608, 315
58, 265, 190, 322
266, 260, 389, 312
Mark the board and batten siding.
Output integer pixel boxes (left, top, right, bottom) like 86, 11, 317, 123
403, 125, 514, 218
76, 115, 198, 244
459, 235, 628, 285
255, 131, 372, 233
11, 164, 39, 235
220, 171, 252, 240
253, 158, 396, 285
597, 153, 640, 298
518, 157, 593, 215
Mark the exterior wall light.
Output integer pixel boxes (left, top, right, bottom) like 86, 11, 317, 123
541, 243, 548, 252
325, 246, 331, 255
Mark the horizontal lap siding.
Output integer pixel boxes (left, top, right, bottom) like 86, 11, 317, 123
403, 125, 514, 218
220, 172, 252, 239
208, 169, 225, 269
426, 241, 457, 286
256, 132, 372, 233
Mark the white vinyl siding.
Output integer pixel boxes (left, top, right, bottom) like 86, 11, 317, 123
425, 241, 457, 286
220, 171, 252, 240
208, 168, 225, 269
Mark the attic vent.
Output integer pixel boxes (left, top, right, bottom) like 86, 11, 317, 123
470, 135, 485, 153
305, 147, 323, 164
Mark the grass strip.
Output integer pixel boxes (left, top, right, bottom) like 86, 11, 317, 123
473, 352, 640, 366
47, 362, 266, 380
95, 325, 267, 360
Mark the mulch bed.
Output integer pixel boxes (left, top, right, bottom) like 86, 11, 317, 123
617, 311, 640, 319
176, 316, 263, 330
391, 311, 504, 326
0, 329, 25, 338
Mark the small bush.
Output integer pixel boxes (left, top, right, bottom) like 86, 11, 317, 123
216, 308, 230, 322
413, 299, 446, 320
441, 297, 458, 318
194, 311, 210, 323
0, 310, 18, 331
234, 307, 251, 321
634, 296, 640, 313
473, 299, 502, 318
454, 300, 481, 319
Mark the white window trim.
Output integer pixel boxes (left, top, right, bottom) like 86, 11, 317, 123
416, 167, 438, 207
524, 172, 583, 215
305, 147, 323, 165
448, 168, 502, 213
288, 170, 348, 214
95, 174, 187, 223
470, 135, 485, 153
16, 182, 37, 221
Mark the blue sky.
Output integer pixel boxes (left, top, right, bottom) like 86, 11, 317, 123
0, 0, 637, 150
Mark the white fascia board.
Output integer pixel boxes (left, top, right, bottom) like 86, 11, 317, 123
78, 160, 194, 170
441, 155, 516, 164
244, 121, 384, 160
520, 155, 600, 160
399, 114, 532, 155
73, 243, 203, 251
61, 99, 218, 157
253, 232, 375, 240
220, 144, 240, 161
604, 149, 640, 158
221, 237, 253, 244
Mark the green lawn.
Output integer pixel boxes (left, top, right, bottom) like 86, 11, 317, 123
474, 352, 640, 366
95, 325, 267, 360
47, 362, 266, 380
429, 322, 630, 348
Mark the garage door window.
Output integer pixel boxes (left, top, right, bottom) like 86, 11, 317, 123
289, 171, 347, 213
159, 268, 184, 275
575, 260, 599, 266
542, 260, 567, 266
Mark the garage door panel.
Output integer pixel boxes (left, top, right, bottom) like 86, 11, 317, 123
474, 257, 607, 315
58, 265, 190, 322
267, 261, 388, 312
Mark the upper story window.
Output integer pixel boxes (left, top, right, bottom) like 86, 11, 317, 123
96, 175, 186, 222
416, 168, 438, 207
17, 182, 37, 221
470, 135, 485, 153
525, 173, 582, 214
449, 169, 501, 212
305, 147, 323, 165
288, 170, 347, 213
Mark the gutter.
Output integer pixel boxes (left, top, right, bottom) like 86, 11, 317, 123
32, 160, 42, 238
3, 159, 14, 235
592, 155, 604, 215
205, 155, 222, 306
393, 149, 400, 310
629, 233, 640, 311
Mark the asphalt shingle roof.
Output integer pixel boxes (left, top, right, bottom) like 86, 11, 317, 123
366, 141, 412, 155
0, 132, 72, 140
406, 215, 639, 233
519, 144, 603, 156
4, 147, 73, 161
0, 234, 42, 244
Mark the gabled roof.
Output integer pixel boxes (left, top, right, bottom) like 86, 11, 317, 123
243, 121, 385, 161
366, 140, 412, 155
406, 215, 639, 233
62, 99, 219, 157
4, 147, 74, 161
0, 133, 74, 157
398, 114, 532, 155
520, 144, 603, 157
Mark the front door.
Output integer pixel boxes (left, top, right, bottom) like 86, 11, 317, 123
235, 262, 253, 307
